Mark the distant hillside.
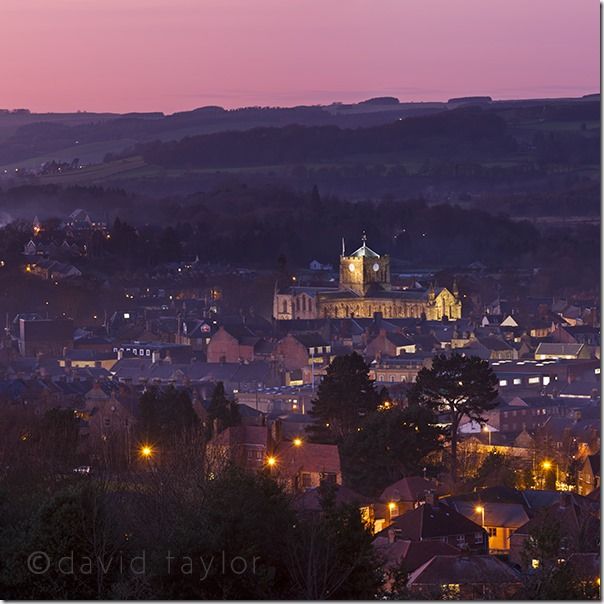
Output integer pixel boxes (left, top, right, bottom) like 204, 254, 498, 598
0, 101, 444, 168
118, 108, 511, 169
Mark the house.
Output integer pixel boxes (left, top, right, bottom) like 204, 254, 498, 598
364, 329, 416, 359
309, 260, 333, 271
373, 535, 460, 589
292, 484, 373, 523
207, 424, 272, 472
206, 325, 264, 363
26, 258, 82, 280
535, 343, 592, 360
553, 325, 600, 347
274, 333, 332, 371
61, 349, 118, 370
406, 554, 521, 599
82, 383, 137, 467
18, 317, 73, 356
508, 493, 600, 569
274, 438, 342, 492
375, 494, 488, 553
460, 336, 518, 361
444, 500, 530, 554
379, 476, 440, 516
369, 353, 433, 384
208, 423, 341, 493
577, 454, 601, 496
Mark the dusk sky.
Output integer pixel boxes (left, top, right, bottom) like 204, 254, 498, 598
1, 0, 599, 114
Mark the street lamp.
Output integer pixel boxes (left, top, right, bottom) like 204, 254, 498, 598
139, 444, 153, 459
483, 425, 491, 446
475, 505, 485, 528
293, 438, 303, 447
266, 455, 277, 467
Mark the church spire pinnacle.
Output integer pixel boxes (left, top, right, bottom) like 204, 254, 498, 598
362, 231, 367, 245
341, 237, 346, 257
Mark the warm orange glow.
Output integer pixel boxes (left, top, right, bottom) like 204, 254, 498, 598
25, 265, 31, 272
266, 456, 277, 467
139, 445, 153, 458
475, 505, 484, 513
542, 460, 552, 471
388, 501, 397, 512
293, 438, 302, 447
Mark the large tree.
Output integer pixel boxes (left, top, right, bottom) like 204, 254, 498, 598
139, 386, 198, 446
286, 482, 383, 599
306, 352, 378, 443
206, 382, 240, 437
340, 404, 442, 496
408, 353, 498, 480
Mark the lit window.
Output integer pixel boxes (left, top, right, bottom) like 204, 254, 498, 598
528, 377, 540, 384
441, 584, 461, 599
532, 559, 540, 569
543, 376, 550, 386
513, 378, 522, 385
499, 380, 508, 387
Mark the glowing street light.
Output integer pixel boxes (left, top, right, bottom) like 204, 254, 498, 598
292, 438, 303, 447
139, 445, 153, 459
542, 460, 552, 471
266, 455, 277, 467
475, 505, 485, 528
483, 425, 492, 446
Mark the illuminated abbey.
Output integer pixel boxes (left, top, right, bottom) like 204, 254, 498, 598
273, 236, 462, 321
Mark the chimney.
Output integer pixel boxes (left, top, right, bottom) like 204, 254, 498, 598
424, 489, 436, 507
388, 528, 396, 544
117, 348, 123, 360
151, 350, 160, 364
271, 418, 283, 445
560, 493, 571, 509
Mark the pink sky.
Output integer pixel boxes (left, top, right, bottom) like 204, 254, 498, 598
0, 0, 599, 114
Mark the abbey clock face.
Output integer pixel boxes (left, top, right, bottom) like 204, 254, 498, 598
348, 263, 356, 272
372, 262, 380, 272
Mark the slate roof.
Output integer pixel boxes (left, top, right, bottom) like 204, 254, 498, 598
292, 333, 329, 348
449, 501, 529, 529
212, 425, 271, 448
535, 343, 585, 357
376, 502, 485, 541
408, 555, 520, 586
350, 242, 380, 258
380, 476, 438, 503
292, 484, 372, 513
373, 538, 460, 574
276, 440, 341, 475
